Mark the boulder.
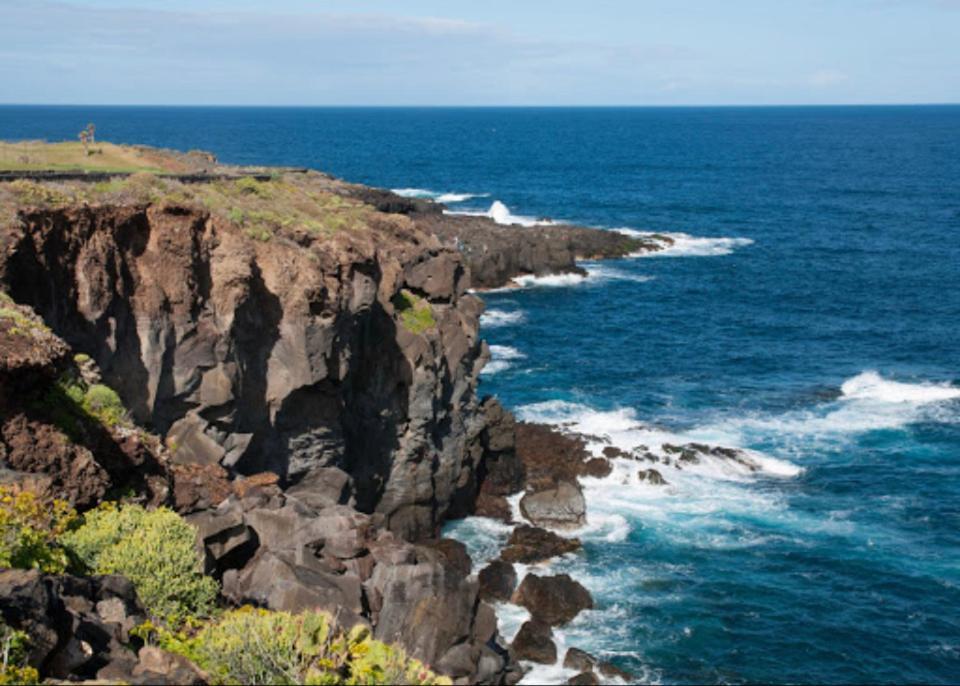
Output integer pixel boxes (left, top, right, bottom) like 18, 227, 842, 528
0, 569, 147, 681
500, 525, 581, 564
367, 542, 479, 667
474, 492, 513, 522
519, 481, 586, 530
581, 458, 613, 479
637, 468, 667, 486
478, 560, 518, 602
563, 647, 598, 672
567, 672, 600, 685
514, 423, 591, 486
130, 646, 207, 685
512, 574, 593, 626
511, 620, 556, 664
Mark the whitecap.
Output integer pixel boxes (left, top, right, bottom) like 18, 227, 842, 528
700, 371, 960, 447
391, 188, 489, 203
480, 309, 526, 328
512, 273, 588, 288
840, 370, 960, 404
481, 345, 526, 376
507, 264, 653, 290
446, 200, 557, 227
616, 228, 754, 257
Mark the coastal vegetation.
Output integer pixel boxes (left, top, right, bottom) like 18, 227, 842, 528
0, 488, 447, 685
0, 140, 186, 174
61, 503, 219, 625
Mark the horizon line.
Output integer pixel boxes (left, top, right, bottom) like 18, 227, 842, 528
1, 102, 959, 109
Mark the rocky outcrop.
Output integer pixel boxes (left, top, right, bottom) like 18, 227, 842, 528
500, 525, 581, 564
190, 484, 515, 684
519, 481, 587, 530
0, 298, 169, 508
477, 560, 518, 602
512, 573, 593, 627
0, 201, 488, 540
0, 569, 147, 681
511, 620, 556, 665
410, 211, 667, 290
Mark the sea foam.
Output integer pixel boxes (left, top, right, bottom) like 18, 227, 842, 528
480, 308, 526, 328
481, 344, 526, 376
617, 228, 754, 257
391, 187, 489, 203
446, 200, 557, 227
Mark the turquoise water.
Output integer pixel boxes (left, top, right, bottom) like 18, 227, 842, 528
3, 105, 959, 683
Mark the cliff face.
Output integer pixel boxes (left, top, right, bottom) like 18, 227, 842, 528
0, 200, 487, 540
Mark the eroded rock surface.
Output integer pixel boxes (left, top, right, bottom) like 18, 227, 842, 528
1, 202, 487, 540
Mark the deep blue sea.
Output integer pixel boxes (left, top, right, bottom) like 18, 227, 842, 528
3, 105, 959, 684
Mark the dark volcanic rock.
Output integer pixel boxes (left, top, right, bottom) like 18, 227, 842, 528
474, 491, 514, 523
563, 647, 598, 672
637, 468, 667, 486
0, 569, 147, 681
0, 301, 169, 509
411, 211, 667, 290
0, 202, 487, 540
511, 620, 557, 664
478, 560, 518, 602
512, 573, 593, 626
567, 672, 600, 685
519, 481, 587, 530
581, 457, 613, 479
515, 423, 591, 488
500, 525, 581, 564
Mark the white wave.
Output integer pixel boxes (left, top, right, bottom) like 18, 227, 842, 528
481, 345, 526, 376
840, 370, 960, 404
700, 372, 960, 448
517, 400, 802, 482
480, 309, 526, 328
616, 228, 753, 257
583, 263, 655, 284
446, 200, 556, 227
512, 272, 588, 288
508, 264, 653, 290
391, 187, 489, 203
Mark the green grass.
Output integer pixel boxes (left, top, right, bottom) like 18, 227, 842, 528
393, 290, 436, 335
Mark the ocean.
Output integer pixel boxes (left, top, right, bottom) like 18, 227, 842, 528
3, 105, 959, 684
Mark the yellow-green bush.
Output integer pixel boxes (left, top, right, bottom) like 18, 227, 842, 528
0, 622, 39, 685
393, 290, 436, 335
141, 607, 449, 686
61, 504, 217, 625
0, 488, 76, 573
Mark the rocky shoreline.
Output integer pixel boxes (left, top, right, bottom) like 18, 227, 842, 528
0, 145, 679, 684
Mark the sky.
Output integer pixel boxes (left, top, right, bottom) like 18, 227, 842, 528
1, 0, 958, 106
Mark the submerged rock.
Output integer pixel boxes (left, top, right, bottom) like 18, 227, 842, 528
637, 468, 667, 486
500, 525, 581, 564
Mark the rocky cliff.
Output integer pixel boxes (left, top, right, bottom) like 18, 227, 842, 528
0, 181, 488, 541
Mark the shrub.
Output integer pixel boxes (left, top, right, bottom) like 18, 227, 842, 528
393, 290, 436, 335
61, 504, 217, 625
82, 384, 127, 427
0, 488, 76, 573
38, 373, 130, 438
142, 607, 450, 686
234, 177, 273, 198
0, 622, 39, 685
